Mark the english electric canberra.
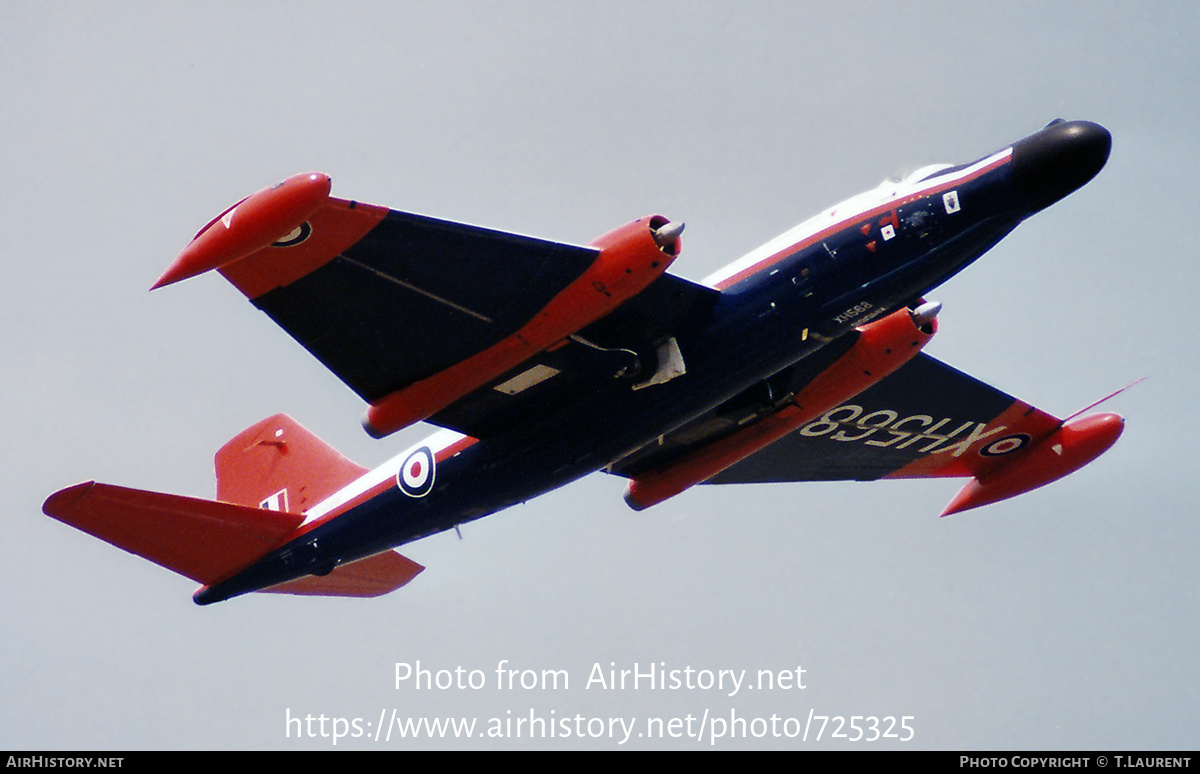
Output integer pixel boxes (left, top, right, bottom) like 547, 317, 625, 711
45, 120, 1125, 604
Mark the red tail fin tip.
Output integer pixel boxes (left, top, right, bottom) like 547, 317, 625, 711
215, 414, 368, 513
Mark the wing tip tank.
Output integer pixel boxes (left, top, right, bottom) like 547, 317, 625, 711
151, 172, 332, 290
940, 412, 1125, 516
43, 480, 97, 518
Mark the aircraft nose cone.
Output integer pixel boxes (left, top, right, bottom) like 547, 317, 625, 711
1010, 120, 1111, 212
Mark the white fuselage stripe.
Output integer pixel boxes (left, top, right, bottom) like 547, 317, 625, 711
702, 148, 1013, 289
301, 428, 469, 524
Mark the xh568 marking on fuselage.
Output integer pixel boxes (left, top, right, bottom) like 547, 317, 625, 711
45, 120, 1126, 605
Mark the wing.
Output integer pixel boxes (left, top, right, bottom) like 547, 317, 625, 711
229, 200, 601, 404
610, 352, 1124, 514
182, 176, 719, 439
703, 353, 1061, 483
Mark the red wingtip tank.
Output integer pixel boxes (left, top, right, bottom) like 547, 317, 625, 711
940, 412, 1125, 516
151, 172, 332, 290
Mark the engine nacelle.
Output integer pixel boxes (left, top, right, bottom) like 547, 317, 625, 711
624, 302, 940, 510
362, 216, 681, 438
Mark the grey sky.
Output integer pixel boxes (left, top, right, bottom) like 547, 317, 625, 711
3, 1, 1197, 749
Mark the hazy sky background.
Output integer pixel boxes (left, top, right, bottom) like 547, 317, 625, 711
4, 2, 1197, 750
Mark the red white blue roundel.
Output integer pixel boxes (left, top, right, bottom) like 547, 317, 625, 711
980, 433, 1031, 457
398, 446, 435, 497
271, 221, 312, 247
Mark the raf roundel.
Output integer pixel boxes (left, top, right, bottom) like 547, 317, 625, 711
980, 434, 1031, 457
398, 446, 436, 497
271, 221, 312, 247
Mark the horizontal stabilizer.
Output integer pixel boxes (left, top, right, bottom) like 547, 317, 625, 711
43, 482, 302, 585
261, 551, 424, 597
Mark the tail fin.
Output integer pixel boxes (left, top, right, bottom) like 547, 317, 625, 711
215, 414, 368, 513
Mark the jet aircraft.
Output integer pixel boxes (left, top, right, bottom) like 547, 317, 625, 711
44, 119, 1125, 605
